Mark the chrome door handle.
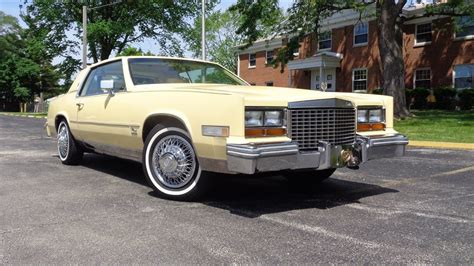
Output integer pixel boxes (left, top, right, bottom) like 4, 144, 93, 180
76, 103, 84, 110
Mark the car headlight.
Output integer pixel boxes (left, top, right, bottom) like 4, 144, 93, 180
368, 109, 383, 123
245, 110, 284, 127
245, 111, 263, 127
357, 107, 385, 131
245, 109, 286, 137
357, 109, 368, 123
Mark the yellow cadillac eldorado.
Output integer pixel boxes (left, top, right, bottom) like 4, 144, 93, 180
46, 56, 408, 200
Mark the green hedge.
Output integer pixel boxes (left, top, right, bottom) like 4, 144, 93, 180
371, 87, 473, 111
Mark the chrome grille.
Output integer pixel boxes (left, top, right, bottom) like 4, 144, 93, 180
289, 108, 356, 150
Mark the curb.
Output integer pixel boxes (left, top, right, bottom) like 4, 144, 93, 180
0, 113, 46, 119
408, 141, 474, 150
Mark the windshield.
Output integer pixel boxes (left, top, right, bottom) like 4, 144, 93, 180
128, 58, 247, 86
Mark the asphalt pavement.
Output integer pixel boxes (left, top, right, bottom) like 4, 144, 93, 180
0, 115, 473, 264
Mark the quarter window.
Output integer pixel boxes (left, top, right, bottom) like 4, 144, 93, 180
454, 64, 474, 89
80, 61, 125, 97
318, 31, 332, 50
455, 16, 474, 39
415, 23, 432, 44
352, 69, 367, 92
354, 22, 368, 45
414, 69, 431, 89
249, 53, 256, 67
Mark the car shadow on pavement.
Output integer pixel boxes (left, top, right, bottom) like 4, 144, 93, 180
80, 154, 398, 218
80, 154, 149, 187
201, 174, 399, 218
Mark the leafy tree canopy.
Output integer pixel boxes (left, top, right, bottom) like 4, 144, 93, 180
22, 0, 204, 63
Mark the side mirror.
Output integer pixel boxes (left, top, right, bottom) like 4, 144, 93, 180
100, 79, 115, 96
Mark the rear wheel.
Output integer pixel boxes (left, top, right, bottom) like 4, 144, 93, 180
57, 120, 83, 165
283, 168, 336, 184
142, 125, 210, 201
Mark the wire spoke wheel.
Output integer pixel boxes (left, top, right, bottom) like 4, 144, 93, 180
57, 124, 69, 160
151, 135, 196, 189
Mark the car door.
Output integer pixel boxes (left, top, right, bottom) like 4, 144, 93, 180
75, 60, 140, 159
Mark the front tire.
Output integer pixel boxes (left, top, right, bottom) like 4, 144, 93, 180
57, 120, 83, 165
143, 125, 210, 201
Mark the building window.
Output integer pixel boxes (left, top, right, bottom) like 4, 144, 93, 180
318, 31, 332, 50
415, 23, 432, 45
248, 53, 256, 68
414, 68, 431, 88
454, 64, 474, 89
354, 22, 368, 45
265, 50, 274, 65
455, 16, 474, 39
249, 82, 256, 86
265, 81, 274, 86
352, 69, 367, 92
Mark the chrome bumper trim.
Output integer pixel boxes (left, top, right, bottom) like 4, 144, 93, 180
224, 134, 408, 174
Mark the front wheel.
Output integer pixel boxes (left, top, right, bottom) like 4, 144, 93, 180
57, 120, 83, 165
283, 168, 336, 184
142, 125, 210, 201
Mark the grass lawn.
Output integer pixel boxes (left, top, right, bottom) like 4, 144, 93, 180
0, 112, 47, 118
395, 110, 474, 143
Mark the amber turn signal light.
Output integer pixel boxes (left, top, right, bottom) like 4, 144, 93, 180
357, 123, 386, 132
245, 127, 287, 137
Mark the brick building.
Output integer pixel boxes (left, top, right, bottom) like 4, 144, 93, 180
236, 3, 474, 93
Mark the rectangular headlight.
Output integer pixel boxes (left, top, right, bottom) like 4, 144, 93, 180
369, 109, 383, 123
264, 111, 283, 127
357, 110, 368, 123
245, 111, 263, 127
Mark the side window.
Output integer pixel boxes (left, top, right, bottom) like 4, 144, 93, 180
80, 61, 125, 97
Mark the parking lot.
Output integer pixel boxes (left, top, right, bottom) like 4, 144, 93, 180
0, 115, 473, 264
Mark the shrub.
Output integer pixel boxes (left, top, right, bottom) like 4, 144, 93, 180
371, 88, 384, 95
407, 88, 430, 109
434, 87, 457, 110
458, 88, 474, 110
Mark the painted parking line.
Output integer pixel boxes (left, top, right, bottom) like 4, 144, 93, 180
345, 203, 472, 224
431, 165, 474, 178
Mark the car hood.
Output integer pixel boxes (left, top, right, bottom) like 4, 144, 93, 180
134, 84, 391, 107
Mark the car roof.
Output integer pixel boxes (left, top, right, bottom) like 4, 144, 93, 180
87, 56, 220, 69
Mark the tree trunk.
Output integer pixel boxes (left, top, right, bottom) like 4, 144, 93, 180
378, 0, 410, 118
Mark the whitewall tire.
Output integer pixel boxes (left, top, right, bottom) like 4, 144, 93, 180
143, 125, 210, 201
57, 120, 83, 165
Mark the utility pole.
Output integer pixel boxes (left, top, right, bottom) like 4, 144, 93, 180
201, 0, 206, 61
82, 1, 122, 69
82, 5, 87, 69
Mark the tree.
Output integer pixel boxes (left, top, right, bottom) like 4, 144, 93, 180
186, 9, 243, 72
0, 11, 61, 111
22, 0, 204, 64
117, 46, 154, 56
186, 4, 283, 73
231, 0, 474, 118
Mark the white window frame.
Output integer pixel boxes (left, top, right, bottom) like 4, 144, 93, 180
414, 68, 431, 89
248, 53, 256, 68
415, 22, 432, 46
265, 50, 274, 65
453, 64, 474, 89
454, 16, 474, 41
353, 22, 369, 47
352, 68, 368, 93
318, 31, 332, 51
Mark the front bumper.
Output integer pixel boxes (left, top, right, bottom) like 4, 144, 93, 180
226, 134, 408, 174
